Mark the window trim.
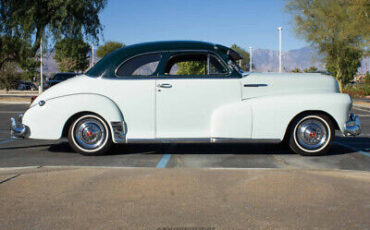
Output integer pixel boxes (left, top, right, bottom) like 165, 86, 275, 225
162, 51, 231, 78
114, 51, 162, 78
111, 49, 241, 80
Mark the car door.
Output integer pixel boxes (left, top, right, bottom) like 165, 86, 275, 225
156, 51, 242, 139
98, 52, 161, 140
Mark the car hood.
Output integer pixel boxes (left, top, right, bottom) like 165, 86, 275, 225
241, 72, 340, 99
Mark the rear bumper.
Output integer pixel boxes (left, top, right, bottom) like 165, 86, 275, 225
10, 114, 28, 139
344, 113, 361, 136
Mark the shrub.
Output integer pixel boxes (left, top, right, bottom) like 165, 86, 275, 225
0, 63, 23, 91
365, 72, 370, 85
343, 83, 370, 99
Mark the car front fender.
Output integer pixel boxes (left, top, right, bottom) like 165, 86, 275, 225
247, 92, 351, 140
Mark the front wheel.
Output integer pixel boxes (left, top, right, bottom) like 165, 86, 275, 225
288, 114, 334, 156
68, 114, 112, 156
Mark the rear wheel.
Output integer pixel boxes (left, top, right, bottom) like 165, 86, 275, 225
288, 114, 334, 156
68, 114, 112, 156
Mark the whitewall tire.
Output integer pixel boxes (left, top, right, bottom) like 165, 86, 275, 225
68, 114, 112, 155
288, 114, 334, 156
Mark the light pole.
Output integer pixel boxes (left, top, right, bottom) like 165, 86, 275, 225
278, 27, 283, 73
249, 46, 253, 72
39, 39, 43, 93
91, 43, 95, 68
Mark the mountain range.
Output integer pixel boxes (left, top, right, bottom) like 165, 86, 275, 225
253, 46, 325, 72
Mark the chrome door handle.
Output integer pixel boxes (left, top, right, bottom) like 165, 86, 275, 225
244, 84, 268, 87
158, 83, 172, 88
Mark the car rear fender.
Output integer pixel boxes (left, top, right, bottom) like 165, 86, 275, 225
22, 93, 124, 141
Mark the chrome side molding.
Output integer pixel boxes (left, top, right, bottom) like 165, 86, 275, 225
111, 121, 127, 143
125, 137, 281, 144
244, 84, 268, 87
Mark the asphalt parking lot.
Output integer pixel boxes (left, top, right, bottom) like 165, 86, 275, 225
1, 103, 370, 229
0, 103, 369, 170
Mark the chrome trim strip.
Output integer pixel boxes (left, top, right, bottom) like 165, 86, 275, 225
211, 138, 281, 143
126, 138, 281, 144
127, 138, 211, 144
244, 84, 268, 87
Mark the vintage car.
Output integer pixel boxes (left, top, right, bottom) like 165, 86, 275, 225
46, 72, 81, 88
11, 41, 360, 156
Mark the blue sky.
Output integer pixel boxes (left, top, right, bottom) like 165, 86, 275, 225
99, 0, 309, 51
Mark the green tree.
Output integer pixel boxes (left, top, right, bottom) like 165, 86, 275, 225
304, 66, 318, 72
97, 41, 125, 58
325, 47, 362, 84
365, 72, 370, 85
54, 38, 90, 72
0, 36, 36, 72
0, 0, 106, 69
231, 44, 251, 71
292, 68, 301, 73
0, 62, 22, 91
177, 61, 206, 75
286, 0, 369, 85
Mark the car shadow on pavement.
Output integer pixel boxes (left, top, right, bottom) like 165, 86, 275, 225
46, 141, 362, 156
47, 141, 165, 155
335, 136, 370, 148
0, 137, 365, 156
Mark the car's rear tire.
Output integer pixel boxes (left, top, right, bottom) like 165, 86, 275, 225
68, 114, 112, 156
288, 113, 334, 156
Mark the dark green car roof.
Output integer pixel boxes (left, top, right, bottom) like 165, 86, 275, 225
87, 40, 241, 77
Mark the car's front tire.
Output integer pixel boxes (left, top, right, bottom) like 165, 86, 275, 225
68, 114, 112, 156
288, 113, 334, 156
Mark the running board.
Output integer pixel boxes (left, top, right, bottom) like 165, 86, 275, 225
125, 138, 281, 144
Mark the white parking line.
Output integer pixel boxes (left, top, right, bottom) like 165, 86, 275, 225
354, 107, 370, 113
334, 141, 370, 157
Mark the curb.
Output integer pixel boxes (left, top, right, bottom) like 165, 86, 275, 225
353, 104, 370, 112
0, 101, 30, 104
0, 166, 41, 171
0, 94, 37, 97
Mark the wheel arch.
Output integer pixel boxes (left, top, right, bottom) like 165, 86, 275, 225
62, 111, 111, 138
283, 110, 339, 142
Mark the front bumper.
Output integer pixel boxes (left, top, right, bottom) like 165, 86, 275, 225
10, 114, 28, 139
344, 113, 361, 136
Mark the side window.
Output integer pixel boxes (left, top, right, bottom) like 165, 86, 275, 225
166, 53, 207, 76
164, 53, 228, 76
116, 53, 161, 77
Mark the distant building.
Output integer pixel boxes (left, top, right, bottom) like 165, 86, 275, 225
354, 74, 366, 82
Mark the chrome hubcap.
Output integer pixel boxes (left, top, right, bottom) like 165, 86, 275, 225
74, 118, 106, 149
296, 118, 328, 150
